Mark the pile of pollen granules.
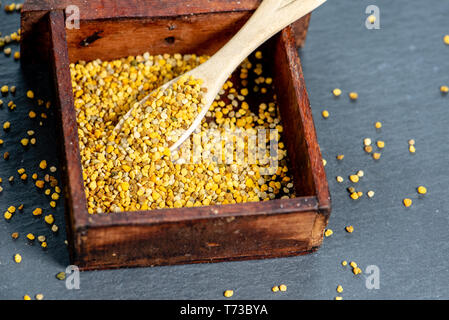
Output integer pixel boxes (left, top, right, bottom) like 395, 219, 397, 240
70, 52, 295, 214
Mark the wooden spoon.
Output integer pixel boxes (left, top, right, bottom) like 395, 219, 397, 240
115, 0, 326, 151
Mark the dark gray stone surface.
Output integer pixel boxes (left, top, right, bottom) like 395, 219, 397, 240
1, 0, 448, 300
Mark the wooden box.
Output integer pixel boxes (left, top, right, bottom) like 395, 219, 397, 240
20, 0, 330, 270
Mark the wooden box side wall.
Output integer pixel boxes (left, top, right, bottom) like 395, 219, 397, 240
273, 28, 330, 213
47, 10, 88, 263
65, 12, 253, 63
21, 0, 311, 64
80, 210, 320, 270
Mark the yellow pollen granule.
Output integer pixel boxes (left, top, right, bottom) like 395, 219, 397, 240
39, 160, 47, 169
364, 145, 373, 153
353, 267, 362, 275
417, 186, 427, 194
21, 138, 29, 146
403, 198, 412, 207
349, 92, 358, 100
14, 253, 22, 263
224, 290, 234, 298
364, 138, 372, 146
350, 192, 359, 200
44, 214, 54, 224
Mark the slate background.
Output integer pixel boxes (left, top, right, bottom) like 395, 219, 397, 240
1, 0, 449, 300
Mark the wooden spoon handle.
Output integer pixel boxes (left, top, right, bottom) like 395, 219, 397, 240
168, 0, 326, 151
193, 0, 326, 86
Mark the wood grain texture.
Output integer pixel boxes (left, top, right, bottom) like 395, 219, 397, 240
33, 1, 330, 270
66, 12, 252, 62
20, 10, 51, 63
21, 0, 312, 65
80, 210, 319, 270
291, 11, 311, 47
24, 0, 263, 19
274, 27, 330, 216
48, 10, 90, 263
